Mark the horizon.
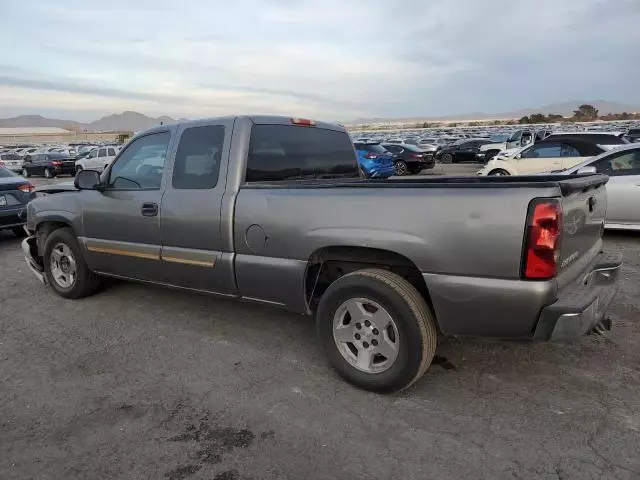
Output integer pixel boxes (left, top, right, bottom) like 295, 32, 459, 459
2, 0, 640, 122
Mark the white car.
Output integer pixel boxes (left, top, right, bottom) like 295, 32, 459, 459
0, 153, 24, 172
477, 138, 605, 176
560, 144, 640, 231
75, 146, 119, 173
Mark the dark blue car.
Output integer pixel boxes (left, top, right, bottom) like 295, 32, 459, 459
353, 142, 395, 178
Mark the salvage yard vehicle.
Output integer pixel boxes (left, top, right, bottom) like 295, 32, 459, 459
21, 115, 621, 393
477, 138, 605, 176
435, 139, 492, 164
381, 143, 435, 174
558, 144, 640, 231
0, 166, 35, 236
22, 153, 76, 178
0, 153, 24, 172
353, 142, 395, 178
74, 146, 119, 173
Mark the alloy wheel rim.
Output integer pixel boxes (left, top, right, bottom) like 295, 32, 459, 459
333, 298, 400, 373
49, 243, 77, 289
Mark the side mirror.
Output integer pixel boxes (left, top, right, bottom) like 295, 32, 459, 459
576, 166, 597, 175
74, 169, 102, 190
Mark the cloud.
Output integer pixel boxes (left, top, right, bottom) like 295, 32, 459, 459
1, 0, 638, 121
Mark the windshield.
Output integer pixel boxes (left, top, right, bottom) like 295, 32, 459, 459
490, 134, 510, 142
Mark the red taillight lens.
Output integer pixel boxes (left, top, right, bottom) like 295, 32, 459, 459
51, 161, 63, 166
523, 200, 562, 279
291, 118, 316, 126
364, 153, 379, 159
18, 183, 35, 193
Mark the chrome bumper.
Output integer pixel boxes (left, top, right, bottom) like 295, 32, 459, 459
22, 236, 45, 284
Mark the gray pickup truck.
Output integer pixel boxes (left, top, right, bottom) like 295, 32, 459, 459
22, 115, 621, 392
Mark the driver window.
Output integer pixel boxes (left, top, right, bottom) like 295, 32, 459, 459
88, 149, 98, 158
107, 132, 171, 190
598, 150, 640, 176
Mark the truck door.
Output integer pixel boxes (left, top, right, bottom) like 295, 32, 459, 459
81, 130, 172, 282
159, 118, 237, 295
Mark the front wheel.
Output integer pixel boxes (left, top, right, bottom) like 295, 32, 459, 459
394, 160, 408, 176
440, 153, 454, 164
75, 165, 83, 176
22, 168, 31, 178
43, 227, 101, 299
44, 168, 55, 179
316, 269, 438, 393
488, 169, 510, 176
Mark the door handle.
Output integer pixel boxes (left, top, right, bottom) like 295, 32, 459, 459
141, 202, 158, 217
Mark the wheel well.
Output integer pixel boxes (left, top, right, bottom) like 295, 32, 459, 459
305, 246, 432, 313
35, 221, 72, 254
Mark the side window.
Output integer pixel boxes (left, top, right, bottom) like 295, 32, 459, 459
598, 150, 640, 176
107, 132, 170, 190
107, 148, 116, 156
98, 149, 106, 157
246, 125, 358, 182
88, 149, 98, 158
172, 125, 225, 190
561, 144, 581, 157
522, 143, 562, 159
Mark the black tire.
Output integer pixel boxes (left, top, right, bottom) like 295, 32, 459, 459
12, 226, 27, 237
75, 165, 83, 176
488, 169, 510, 176
440, 153, 454, 164
409, 166, 423, 175
43, 227, 101, 299
394, 160, 408, 176
22, 168, 31, 178
317, 268, 438, 393
44, 168, 55, 179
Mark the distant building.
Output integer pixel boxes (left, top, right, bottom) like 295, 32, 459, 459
0, 127, 133, 145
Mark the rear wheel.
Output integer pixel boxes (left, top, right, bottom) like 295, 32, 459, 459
440, 153, 454, 164
75, 165, 83, 176
43, 227, 101, 299
317, 268, 438, 393
409, 166, 423, 174
488, 169, 510, 176
394, 160, 408, 176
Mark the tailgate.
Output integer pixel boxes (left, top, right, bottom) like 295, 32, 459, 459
556, 175, 608, 276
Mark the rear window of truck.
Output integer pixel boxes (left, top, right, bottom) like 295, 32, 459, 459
246, 125, 359, 182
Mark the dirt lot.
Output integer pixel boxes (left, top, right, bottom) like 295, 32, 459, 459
1, 226, 639, 480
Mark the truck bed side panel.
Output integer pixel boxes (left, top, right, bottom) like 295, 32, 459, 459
233, 185, 559, 313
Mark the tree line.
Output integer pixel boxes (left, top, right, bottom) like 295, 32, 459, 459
519, 104, 640, 124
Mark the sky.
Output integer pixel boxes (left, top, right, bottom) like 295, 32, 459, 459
1, 0, 639, 122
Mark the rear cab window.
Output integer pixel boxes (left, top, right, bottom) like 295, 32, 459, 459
246, 125, 358, 182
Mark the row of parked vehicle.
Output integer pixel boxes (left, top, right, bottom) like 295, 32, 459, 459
0, 144, 121, 178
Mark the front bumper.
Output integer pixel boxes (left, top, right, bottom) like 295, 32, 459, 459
534, 252, 622, 340
22, 236, 46, 283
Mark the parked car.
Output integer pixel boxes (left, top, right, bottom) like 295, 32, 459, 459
22, 115, 621, 393
625, 128, 640, 143
559, 144, 640, 231
544, 132, 629, 150
477, 129, 550, 161
75, 146, 119, 173
477, 138, 605, 176
22, 153, 77, 178
0, 166, 35, 236
435, 139, 493, 164
0, 153, 24, 172
353, 142, 395, 178
382, 143, 435, 175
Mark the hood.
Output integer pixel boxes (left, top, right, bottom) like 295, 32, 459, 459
35, 181, 77, 194
480, 142, 507, 152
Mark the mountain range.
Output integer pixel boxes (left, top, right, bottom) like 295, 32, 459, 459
0, 111, 185, 132
1, 100, 639, 131
349, 100, 640, 124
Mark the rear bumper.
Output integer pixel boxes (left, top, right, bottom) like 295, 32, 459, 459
533, 252, 622, 340
22, 236, 46, 283
0, 206, 27, 228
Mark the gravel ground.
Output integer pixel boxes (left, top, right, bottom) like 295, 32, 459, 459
1, 175, 639, 480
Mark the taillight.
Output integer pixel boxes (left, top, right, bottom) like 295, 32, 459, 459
51, 161, 63, 166
410, 153, 423, 159
291, 118, 316, 126
18, 183, 35, 193
523, 199, 562, 279
364, 153, 379, 159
